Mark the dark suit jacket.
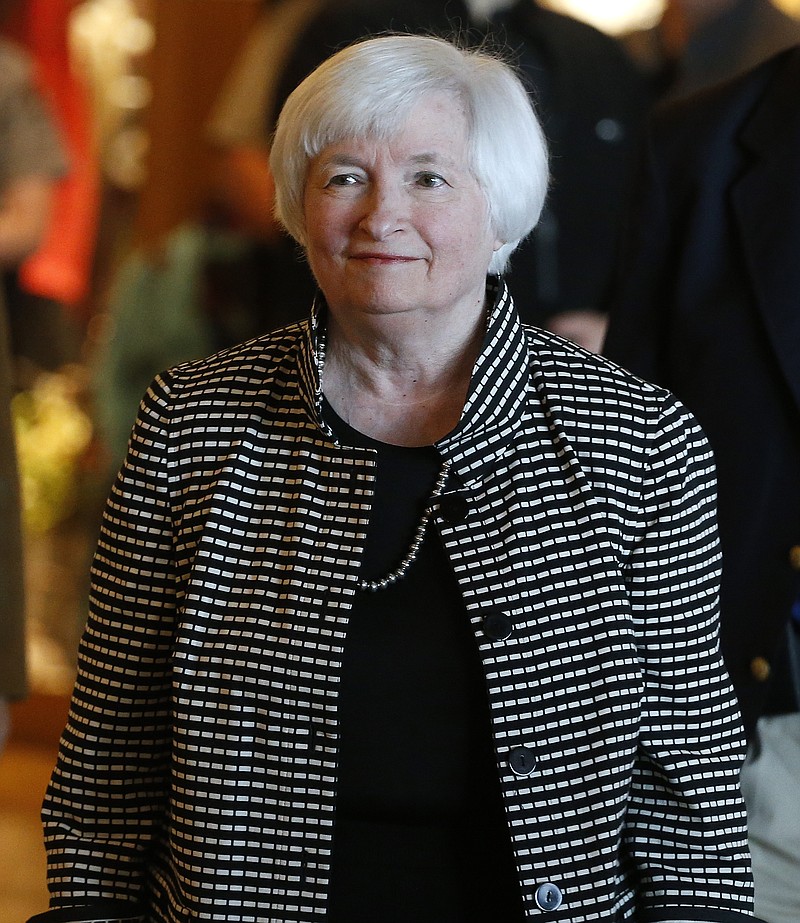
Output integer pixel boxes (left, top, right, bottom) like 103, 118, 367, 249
604, 47, 800, 738
491, 0, 652, 325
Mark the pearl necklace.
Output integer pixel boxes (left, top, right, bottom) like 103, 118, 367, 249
312, 308, 452, 593
358, 460, 451, 592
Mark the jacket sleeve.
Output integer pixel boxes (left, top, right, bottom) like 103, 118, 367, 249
39, 373, 178, 907
622, 392, 755, 922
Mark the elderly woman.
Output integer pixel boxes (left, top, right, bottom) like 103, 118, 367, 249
31, 35, 757, 923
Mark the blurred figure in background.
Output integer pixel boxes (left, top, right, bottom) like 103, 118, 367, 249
2, 0, 97, 382
0, 18, 69, 748
626, 0, 800, 98
0, 311, 24, 751
487, 0, 652, 351
604, 46, 800, 923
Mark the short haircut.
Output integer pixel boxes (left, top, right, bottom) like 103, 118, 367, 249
270, 34, 549, 274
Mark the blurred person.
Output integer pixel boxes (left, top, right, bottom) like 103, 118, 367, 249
28, 35, 759, 923
2, 0, 96, 374
625, 0, 800, 98
0, 23, 69, 749
0, 36, 64, 267
487, 0, 652, 351
0, 311, 23, 752
604, 46, 800, 923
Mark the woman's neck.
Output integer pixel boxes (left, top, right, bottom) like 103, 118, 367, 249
321, 309, 485, 446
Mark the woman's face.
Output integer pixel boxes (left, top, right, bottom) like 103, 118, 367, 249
303, 92, 501, 328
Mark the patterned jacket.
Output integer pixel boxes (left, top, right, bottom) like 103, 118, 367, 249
39, 281, 756, 922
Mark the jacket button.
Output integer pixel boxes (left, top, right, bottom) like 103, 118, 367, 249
535, 882, 563, 912
483, 612, 513, 641
750, 656, 771, 682
789, 545, 800, 570
508, 746, 537, 776
595, 117, 622, 143
438, 493, 469, 524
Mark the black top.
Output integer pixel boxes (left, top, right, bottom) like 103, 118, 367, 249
324, 403, 524, 923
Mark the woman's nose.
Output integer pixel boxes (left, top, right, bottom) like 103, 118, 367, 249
357, 184, 406, 239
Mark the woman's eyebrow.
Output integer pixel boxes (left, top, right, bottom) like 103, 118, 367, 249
316, 153, 365, 169
318, 151, 455, 168
408, 151, 454, 166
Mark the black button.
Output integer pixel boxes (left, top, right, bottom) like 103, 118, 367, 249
508, 746, 537, 776
438, 493, 469, 523
535, 882, 563, 912
483, 612, 513, 641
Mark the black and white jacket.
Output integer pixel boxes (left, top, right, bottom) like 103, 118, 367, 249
39, 281, 756, 922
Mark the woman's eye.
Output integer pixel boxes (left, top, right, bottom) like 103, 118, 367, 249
415, 172, 446, 188
326, 173, 359, 187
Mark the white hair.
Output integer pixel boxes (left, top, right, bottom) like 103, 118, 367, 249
270, 34, 549, 274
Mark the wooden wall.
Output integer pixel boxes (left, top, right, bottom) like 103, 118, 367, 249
133, 0, 261, 247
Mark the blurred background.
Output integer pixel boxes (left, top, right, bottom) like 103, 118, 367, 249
2, 0, 799, 917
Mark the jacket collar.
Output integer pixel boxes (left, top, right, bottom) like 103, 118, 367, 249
438, 277, 531, 481
297, 291, 335, 442
297, 278, 532, 479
